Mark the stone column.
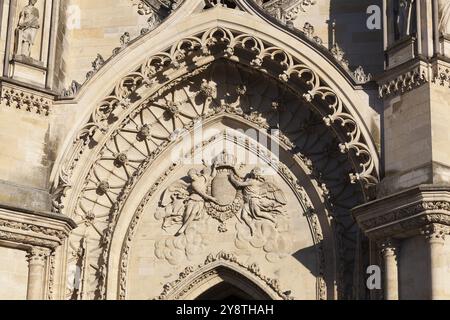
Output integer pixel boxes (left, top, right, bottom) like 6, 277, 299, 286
26, 247, 51, 300
379, 239, 399, 300
421, 224, 448, 300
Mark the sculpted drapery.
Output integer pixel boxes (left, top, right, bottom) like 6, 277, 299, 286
439, 0, 450, 35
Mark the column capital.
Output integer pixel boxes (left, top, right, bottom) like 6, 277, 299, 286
420, 224, 449, 244
26, 247, 51, 265
378, 238, 399, 258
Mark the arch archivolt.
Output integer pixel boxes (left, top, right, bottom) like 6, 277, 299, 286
53, 19, 380, 300
116, 127, 326, 300
155, 251, 292, 300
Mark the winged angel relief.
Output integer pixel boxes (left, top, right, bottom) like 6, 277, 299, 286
154, 152, 291, 265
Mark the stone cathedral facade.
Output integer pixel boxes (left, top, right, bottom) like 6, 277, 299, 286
0, 0, 448, 300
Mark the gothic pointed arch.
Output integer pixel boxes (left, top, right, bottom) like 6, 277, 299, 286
155, 252, 287, 300
50, 4, 380, 300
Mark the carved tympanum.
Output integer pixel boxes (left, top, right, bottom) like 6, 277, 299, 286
157, 152, 286, 235
155, 152, 290, 264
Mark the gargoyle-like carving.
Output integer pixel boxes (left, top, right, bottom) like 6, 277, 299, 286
86, 54, 105, 80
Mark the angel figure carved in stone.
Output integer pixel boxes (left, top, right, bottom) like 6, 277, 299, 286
176, 167, 218, 235
157, 165, 218, 236
229, 167, 287, 235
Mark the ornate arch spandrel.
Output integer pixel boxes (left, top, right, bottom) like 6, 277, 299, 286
52, 26, 379, 215
53, 23, 379, 300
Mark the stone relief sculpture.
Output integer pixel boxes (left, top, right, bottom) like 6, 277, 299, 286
229, 167, 287, 235
438, 0, 450, 36
154, 151, 291, 265
159, 166, 217, 235
14, 0, 40, 57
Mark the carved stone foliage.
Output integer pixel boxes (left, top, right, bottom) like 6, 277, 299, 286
26, 247, 51, 264
357, 200, 450, 241
432, 61, 450, 88
379, 60, 450, 99
1, 85, 51, 116
0, 217, 70, 249
131, 0, 183, 16
256, 0, 316, 22
421, 223, 449, 242
55, 26, 377, 299
379, 65, 428, 98
156, 251, 293, 300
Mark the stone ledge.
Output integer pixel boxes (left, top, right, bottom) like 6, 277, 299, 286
0, 205, 76, 249
0, 180, 52, 213
378, 162, 450, 198
352, 184, 450, 240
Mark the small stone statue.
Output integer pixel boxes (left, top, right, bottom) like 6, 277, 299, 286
15, 0, 40, 57
438, 0, 450, 36
395, 0, 414, 40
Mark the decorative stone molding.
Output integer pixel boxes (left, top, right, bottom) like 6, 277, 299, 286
432, 60, 450, 88
86, 54, 105, 80
379, 64, 429, 98
47, 251, 56, 300
354, 187, 450, 241
0, 230, 59, 248
378, 238, 398, 259
0, 84, 51, 116
155, 251, 294, 300
0, 219, 69, 242
379, 59, 450, 99
54, 24, 376, 299
53, 26, 379, 214
0, 207, 75, 249
421, 223, 449, 242
117, 130, 327, 300
26, 247, 51, 264
360, 201, 450, 231
257, 0, 316, 22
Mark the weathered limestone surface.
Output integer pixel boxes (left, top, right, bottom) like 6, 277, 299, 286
0, 0, 448, 301
0, 246, 28, 300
